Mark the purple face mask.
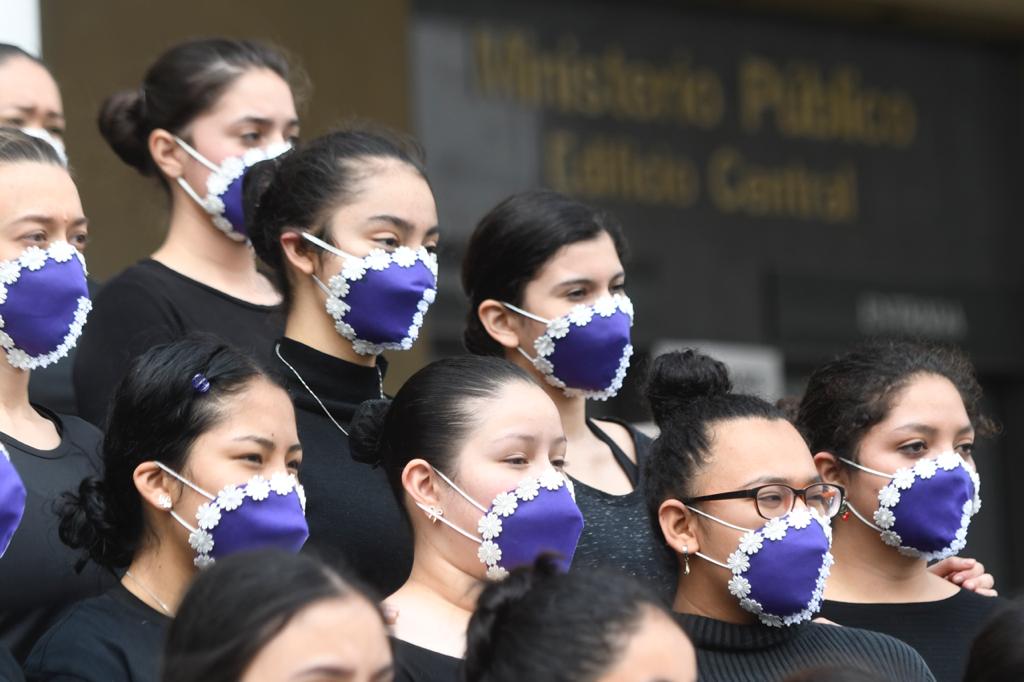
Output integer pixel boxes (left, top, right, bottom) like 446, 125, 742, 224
0, 241, 91, 370
503, 295, 634, 401
156, 463, 309, 568
303, 232, 438, 355
420, 468, 585, 580
841, 451, 981, 561
0, 444, 27, 558
687, 506, 834, 628
174, 137, 291, 241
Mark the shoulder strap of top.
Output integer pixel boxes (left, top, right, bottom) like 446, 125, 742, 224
586, 418, 639, 486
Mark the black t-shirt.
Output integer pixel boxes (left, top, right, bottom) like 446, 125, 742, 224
569, 419, 679, 603
391, 638, 461, 682
0, 408, 111, 663
275, 338, 413, 597
821, 590, 1002, 682
24, 583, 170, 682
73, 259, 283, 426
0, 647, 23, 682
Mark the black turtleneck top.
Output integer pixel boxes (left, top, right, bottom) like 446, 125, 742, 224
675, 612, 936, 682
820, 590, 1002, 682
274, 338, 413, 597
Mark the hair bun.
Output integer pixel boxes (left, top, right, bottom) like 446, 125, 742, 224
644, 349, 732, 428
97, 88, 152, 175
243, 154, 289, 264
348, 399, 392, 466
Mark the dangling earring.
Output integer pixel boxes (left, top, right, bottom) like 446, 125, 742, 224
683, 544, 691, 576
158, 494, 172, 510
840, 501, 850, 522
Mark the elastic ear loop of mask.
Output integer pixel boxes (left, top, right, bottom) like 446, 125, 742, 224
302, 231, 360, 261
500, 302, 554, 365
154, 461, 216, 534
414, 467, 488, 545
683, 504, 755, 571
837, 457, 894, 532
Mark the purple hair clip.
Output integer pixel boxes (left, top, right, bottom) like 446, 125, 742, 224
191, 373, 211, 394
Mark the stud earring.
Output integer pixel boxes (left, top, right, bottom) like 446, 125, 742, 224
427, 506, 444, 524
158, 494, 172, 510
683, 544, 691, 576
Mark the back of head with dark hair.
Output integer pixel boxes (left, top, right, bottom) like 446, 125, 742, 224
963, 599, 1024, 682
0, 127, 64, 167
163, 549, 380, 682
347, 356, 534, 513
465, 555, 677, 682
642, 349, 785, 529
461, 189, 628, 356
243, 124, 427, 306
98, 38, 304, 179
58, 335, 280, 572
795, 338, 994, 463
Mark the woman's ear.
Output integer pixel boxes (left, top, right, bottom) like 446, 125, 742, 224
149, 128, 186, 180
133, 461, 178, 512
658, 499, 701, 556
814, 451, 847, 486
280, 230, 317, 276
477, 299, 522, 351
401, 458, 443, 509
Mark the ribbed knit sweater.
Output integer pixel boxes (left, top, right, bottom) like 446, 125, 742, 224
675, 613, 936, 682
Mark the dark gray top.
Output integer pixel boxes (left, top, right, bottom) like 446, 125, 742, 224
569, 418, 679, 603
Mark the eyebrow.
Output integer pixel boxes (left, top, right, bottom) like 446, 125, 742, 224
367, 215, 440, 238
740, 474, 822, 488
232, 115, 300, 128
892, 422, 975, 437
10, 214, 88, 229
553, 272, 625, 289
232, 435, 302, 454
6, 104, 65, 122
493, 433, 538, 445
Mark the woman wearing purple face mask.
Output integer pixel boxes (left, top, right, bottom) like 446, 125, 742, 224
25, 337, 307, 682
244, 126, 439, 598
795, 340, 1003, 682
646, 349, 935, 681
0, 129, 110, 666
346, 356, 582, 682
0, 44, 97, 418
73, 38, 305, 427
462, 190, 677, 602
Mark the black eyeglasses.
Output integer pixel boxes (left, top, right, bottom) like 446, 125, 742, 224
684, 483, 846, 521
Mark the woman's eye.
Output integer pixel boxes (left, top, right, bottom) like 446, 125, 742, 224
2, 117, 25, 127
424, 242, 439, 255
48, 127, 65, 138
375, 237, 400, 250
550, 458, 567, 471
241, 454, 264, 465
957, 443, 974, 457
611, 282, 626, 294
240, 131, 262, 144
24, 232, 47, 244
505, 455, 528, 466
287, 459, 302, 473
899, 441, 928, 455
566, 289, 587, 301
758, 495, 785, 508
